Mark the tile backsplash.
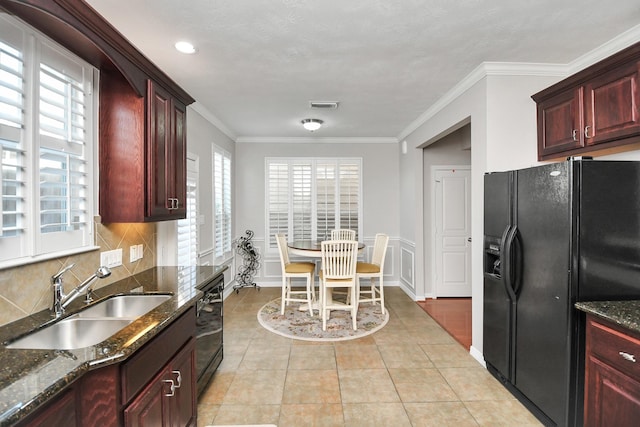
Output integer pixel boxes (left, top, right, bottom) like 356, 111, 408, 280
0, 218, 156, 327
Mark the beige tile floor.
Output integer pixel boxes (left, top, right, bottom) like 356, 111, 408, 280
197, 287, 542, 427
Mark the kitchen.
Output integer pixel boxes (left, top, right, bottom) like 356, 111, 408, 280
0, 0, 640, 426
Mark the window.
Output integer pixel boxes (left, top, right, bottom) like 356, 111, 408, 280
266, 158, 362, 248
0, 14, 96, 265
213, 145, 232, 260
176, 154, 198, 266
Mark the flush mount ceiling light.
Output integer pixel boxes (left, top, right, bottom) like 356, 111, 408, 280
301, 118, 323, 131
174, 41, 196, 54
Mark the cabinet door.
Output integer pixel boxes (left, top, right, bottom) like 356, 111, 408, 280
147, 80, 172, 219
170, 100, 187, 218
17, 388, 77, 427
584, 60, 640, 146
123, 372, 168, 427
168, 339, 196, 427
585, 356, 640, 427
537, 87, 584, 159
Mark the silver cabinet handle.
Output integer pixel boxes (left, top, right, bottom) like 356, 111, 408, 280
619, 351, 636, 363
572, 129, 578, 141
163, 379, 176, 397
172, 370, 182, 388
585, 125, 592, 138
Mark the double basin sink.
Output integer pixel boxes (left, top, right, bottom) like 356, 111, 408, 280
5, 294, 172, 350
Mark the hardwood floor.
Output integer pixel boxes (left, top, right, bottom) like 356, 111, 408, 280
417, 297, 472, 350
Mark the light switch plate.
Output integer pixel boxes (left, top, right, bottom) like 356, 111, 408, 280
100, 248, 123, 268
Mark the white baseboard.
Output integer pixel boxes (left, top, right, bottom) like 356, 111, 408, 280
469, 345, 486, 367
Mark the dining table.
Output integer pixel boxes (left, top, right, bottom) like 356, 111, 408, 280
287, 240, 365, 257
286, 240, 365, 313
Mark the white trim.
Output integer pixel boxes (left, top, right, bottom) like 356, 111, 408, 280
189, 102, 237, 141
400, 246, 414, 288
236, 136, 398, 144
569, 23, 640, 73
470, 345, 486, 367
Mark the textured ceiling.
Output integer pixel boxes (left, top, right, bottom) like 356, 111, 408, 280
86, 0, 640, 140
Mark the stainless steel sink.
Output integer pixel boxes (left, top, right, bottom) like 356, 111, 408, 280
6, 318, 133, 350
74, 294, 171, 319
5, 294, 172, 350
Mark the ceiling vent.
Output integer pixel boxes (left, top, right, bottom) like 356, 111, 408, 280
310, 101, 339, 109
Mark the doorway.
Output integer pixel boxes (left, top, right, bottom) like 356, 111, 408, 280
432, 166, 471, 297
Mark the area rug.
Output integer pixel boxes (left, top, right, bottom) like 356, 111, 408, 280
257, 297, 389, 341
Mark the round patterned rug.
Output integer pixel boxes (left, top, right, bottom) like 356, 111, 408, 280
257, 297, 389, 341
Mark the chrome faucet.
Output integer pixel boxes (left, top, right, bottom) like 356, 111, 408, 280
51, 264, 112, 317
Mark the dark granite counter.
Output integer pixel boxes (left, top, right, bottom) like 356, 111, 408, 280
0, 265, 226, 426
575, 300, 640, 335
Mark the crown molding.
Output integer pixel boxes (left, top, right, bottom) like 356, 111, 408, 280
397, 62, 568, 141
398, 24, 640, 142
188, 102, 237, 141
569, 23, 640, 73
235, 136, 398, 144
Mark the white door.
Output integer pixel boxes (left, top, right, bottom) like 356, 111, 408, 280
433, 167, 471, 297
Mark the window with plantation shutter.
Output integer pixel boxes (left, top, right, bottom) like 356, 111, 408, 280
266, 158, 361, 248
0, 13, 96, 265
176, 154, 198, 266
213, 146, 232, 260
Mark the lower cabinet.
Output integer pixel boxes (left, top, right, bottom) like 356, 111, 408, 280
124, 339, 196, 427
16, 307, 196, 427
584, 315, 640, 427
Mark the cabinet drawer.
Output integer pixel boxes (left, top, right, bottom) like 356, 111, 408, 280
121, 307, 195, 404
587, 316, 640, 380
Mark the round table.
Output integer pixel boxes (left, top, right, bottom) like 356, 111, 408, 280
287, 240, 365, 257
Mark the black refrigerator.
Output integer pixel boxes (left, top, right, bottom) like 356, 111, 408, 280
483, 158, 640, 427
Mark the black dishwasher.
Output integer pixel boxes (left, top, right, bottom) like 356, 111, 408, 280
195, 272, 223, 396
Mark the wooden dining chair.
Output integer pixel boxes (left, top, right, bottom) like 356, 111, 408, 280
320, 240, 359, 330
275, 234, 315, 315
357, 233, 389, 314
330, 229, 356, 240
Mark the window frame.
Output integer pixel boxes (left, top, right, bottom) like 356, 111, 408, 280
0, 12, 98, 268
265, 157, 363, 251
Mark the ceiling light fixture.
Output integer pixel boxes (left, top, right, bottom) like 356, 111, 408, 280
175, 41, 196, 54
301, 118, 323, 131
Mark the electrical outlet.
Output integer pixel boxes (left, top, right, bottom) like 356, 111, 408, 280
100, 248, 122, 268
130, 245, 138, 263
137, 244, 144, 260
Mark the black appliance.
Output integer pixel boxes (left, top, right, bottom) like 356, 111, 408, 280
195, 272, 224, 397
483, 158, 640, 426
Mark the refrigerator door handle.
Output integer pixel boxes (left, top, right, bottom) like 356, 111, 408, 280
503, 225, 518, 301
501, 225, 517, 301
511, 227, 523, 296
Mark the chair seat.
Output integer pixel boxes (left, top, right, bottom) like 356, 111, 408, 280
356, 262, 380, 274
285, 262, 315, 274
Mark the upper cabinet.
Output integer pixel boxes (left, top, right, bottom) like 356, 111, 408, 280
533, 42, 640, 161
0, 0, 195, 222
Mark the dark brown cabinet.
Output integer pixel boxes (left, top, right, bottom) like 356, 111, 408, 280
16, 388, 78, 427
145, 81, 187, 220
99, 75, 188, 223
124, 339, 196, 427
584, 315, 640, 427
533, 42, 640, 161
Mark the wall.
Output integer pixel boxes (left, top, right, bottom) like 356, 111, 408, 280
421, 125, 472, 297
234, 141, 400, 286
0, 219, 156, 327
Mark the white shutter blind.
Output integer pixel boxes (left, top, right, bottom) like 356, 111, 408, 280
292, 162, 312, 241
37, 43, 91, 254
0, 37, 25, 241
177, 170, 197, 266
266, 158, 361, 248
316, 161, 336, 241
214, 147, 232, 259
267, 161, 289, 248
338, 161, 360, 240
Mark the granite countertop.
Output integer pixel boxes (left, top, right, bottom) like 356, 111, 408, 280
575, 300, 640, 335
0, 265, 227, 426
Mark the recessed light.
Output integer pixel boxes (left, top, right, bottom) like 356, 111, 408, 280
175, 41, 196, 54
